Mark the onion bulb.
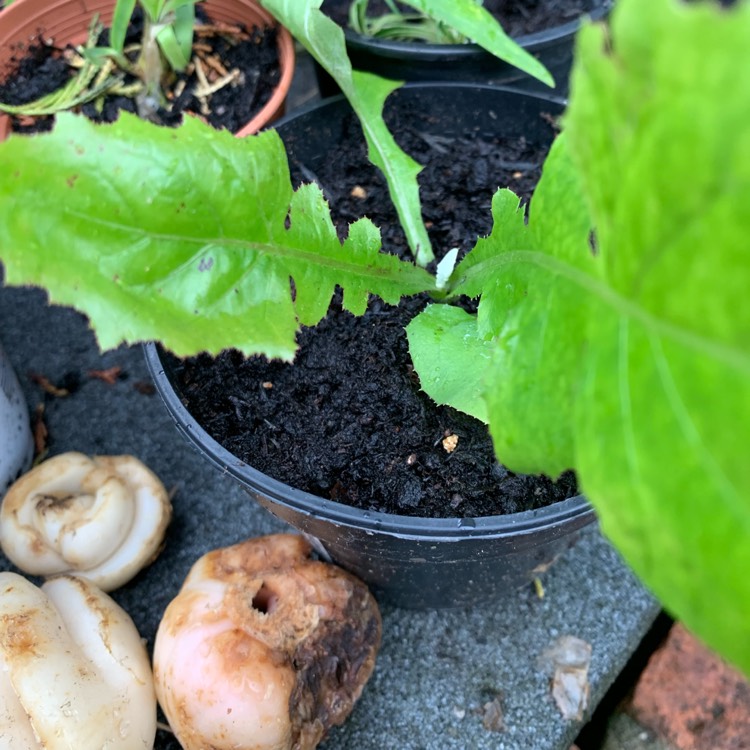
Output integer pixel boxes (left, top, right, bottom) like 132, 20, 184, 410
154, 534, 381, 750
0, 572, 156, 749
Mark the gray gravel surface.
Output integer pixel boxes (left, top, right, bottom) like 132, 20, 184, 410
0, 283, 660, 749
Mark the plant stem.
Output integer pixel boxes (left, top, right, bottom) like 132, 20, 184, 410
136, 17, 164, 120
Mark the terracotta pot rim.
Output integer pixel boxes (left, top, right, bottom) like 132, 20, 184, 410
236, 20, 294, 136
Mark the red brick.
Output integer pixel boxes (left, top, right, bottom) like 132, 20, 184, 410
629, 624, 750, 750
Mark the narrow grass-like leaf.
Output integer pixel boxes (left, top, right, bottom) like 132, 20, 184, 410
156, 25, 190, 71
260, 0, 433, 265
110, 0, 138, 54
401, 0, 553, 86
137, 0, 164, 20
156, 3, 195, 70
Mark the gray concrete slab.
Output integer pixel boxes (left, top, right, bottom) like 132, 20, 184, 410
0, 283, 660, 749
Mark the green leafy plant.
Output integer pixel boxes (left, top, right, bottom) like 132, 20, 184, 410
0, 0, 748, 675
0, 0, 548, 268
346, 0, 553, 83
0, 0, 197, 119
348, 0, 475, 43
89, 0, 198, 113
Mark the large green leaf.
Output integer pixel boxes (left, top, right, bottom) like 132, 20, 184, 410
0, 113, 432, 359
260, 0, 433, 265
400, 0, 553, 86
413, 0, 750, 673
563, 0, 750, 673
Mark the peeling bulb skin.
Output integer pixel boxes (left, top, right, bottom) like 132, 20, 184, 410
0, 452, 172, 591
0, 572, 157, 749
154, 534, 382, 750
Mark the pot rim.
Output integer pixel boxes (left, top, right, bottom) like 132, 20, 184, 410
340, 0, 612, 58
272, 80, 570, 127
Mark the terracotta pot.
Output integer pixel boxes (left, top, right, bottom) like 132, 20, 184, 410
0, 0, 295, 140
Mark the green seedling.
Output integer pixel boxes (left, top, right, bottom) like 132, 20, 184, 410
348, 0, 470, 43
87, 0, 198, 114
0, 0, 197, 119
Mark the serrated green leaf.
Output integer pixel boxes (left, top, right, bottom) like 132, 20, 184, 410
406, 304, 493, 422
417, 134, 593, 474
400, 0, 553, 86
260, 0, 433, 265
0, 113, 432, 359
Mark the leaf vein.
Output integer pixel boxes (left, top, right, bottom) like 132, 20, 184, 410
70, 211, 423, 283
648, 331, 741, 512
454, 249, 750, 376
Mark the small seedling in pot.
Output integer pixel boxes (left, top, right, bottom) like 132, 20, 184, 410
87, 0, 198, 117
0, 0, 200, 120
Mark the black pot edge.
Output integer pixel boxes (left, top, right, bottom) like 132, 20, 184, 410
340, 0, 614, 58
144, 341, 594, 544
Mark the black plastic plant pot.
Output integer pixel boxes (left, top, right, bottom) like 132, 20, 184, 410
315, 0, 612, 98
144, 84, 597, 609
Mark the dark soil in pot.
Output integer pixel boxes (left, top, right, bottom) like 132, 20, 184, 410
170, 89, 579, 520
0, 6, 281, 134
321, 0, 602, 40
